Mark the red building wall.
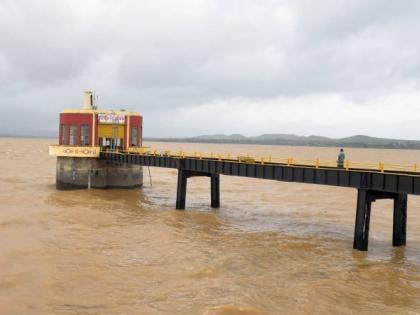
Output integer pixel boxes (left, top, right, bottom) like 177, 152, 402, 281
59, 113, 94, 145
59, 112, 142, 148
129, 116, 143, 147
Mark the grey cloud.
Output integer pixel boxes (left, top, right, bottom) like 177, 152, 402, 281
0, 0, 420, 137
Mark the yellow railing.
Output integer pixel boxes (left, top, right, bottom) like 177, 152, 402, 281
103, 148, 420, 175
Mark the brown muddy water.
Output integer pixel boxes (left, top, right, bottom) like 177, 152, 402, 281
1, 138, 420, 315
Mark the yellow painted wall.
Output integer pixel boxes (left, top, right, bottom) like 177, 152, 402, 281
98, 124, 124, 138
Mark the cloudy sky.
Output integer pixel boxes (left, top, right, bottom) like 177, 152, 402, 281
1, 0, 420, 139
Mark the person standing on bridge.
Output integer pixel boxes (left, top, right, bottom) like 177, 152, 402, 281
337, 148, 345, 168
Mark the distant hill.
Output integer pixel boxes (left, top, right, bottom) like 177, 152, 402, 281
144, 134, 420, 149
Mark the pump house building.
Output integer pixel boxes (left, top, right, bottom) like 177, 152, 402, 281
50, 91, 144, 189
59, 91, 143, 150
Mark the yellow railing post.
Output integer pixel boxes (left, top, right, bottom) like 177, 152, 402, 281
268, 155, 272, 163
379, 162, 385, 173
315, 158, 320, 168
199, 152, 203, 159
345, 160, 349, 170
261, 157, 265, 165
414, 163, 417, 172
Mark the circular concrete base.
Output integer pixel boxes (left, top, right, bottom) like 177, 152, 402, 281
56, 157, 143, 190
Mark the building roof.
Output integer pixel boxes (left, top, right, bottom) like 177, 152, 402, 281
62, 108, 141, 116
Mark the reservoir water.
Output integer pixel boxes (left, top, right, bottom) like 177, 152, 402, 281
1, 138, 420, 314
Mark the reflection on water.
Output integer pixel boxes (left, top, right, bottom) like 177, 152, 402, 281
1, 138, 420, 314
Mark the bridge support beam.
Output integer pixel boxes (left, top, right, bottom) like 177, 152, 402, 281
353, 189, 372, 251
211, 174, 220, 208
393, 193, 407, 247
176, 169, 221, 210
353, 189, 408, 251
176, 170, 188, 210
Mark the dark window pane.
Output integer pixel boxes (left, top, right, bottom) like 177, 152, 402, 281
69, 125, 78, 145
61, 125, 67, 145
81, 125, 90, 145
131, 127, 138, 146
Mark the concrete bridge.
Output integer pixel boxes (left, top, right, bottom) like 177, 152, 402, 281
100, 151, 420, 251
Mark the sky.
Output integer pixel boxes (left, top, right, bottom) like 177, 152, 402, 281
1, 0, 420, 139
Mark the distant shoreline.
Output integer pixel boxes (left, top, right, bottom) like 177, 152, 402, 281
0, 134, 55, 139
144, 134, 420, 150
2, 133, 420, 150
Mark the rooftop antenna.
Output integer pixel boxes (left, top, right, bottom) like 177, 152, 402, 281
92, 90, 98, 110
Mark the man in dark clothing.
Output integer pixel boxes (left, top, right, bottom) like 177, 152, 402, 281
337, 148, 345, 168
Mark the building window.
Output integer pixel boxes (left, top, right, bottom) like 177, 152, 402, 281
61, 125, 67, 145
81, 124, 90, 146
131, 126, 138, 147
69, 125, 78, 145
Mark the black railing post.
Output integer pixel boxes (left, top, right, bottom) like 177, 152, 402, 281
210, 174, 220, 208
393, 193, 408, 247
353, 189, 372, 251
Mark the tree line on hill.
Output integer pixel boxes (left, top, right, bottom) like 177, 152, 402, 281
144, 134, 420, 149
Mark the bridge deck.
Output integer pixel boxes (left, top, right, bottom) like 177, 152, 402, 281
100, 151, 420, 196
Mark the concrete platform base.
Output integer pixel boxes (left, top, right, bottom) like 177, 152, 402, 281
56, 157, 143, 190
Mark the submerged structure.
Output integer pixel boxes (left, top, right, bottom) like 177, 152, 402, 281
50, 91, 144, 189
